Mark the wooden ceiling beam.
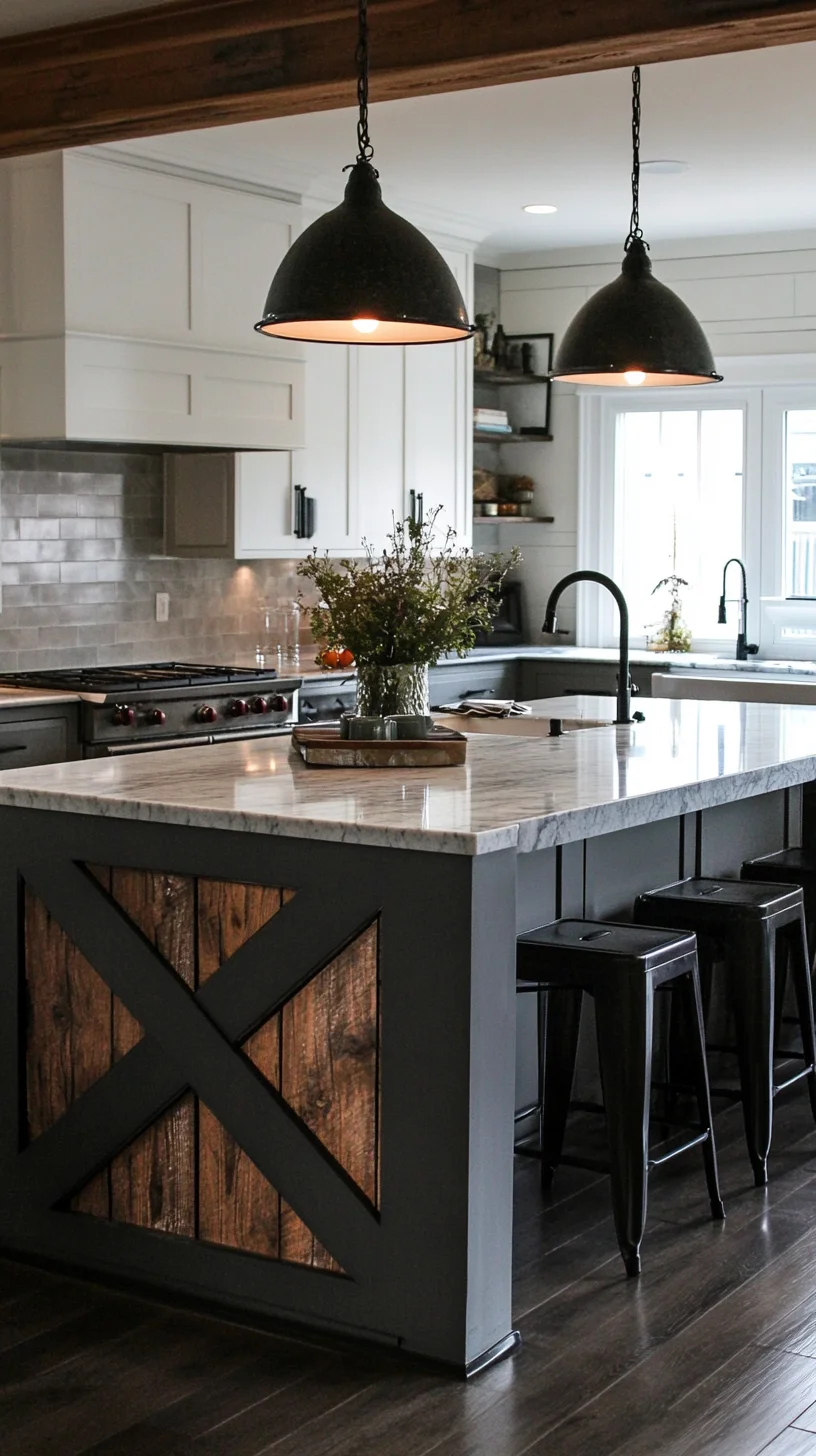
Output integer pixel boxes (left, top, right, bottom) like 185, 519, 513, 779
1, 0, 816, 158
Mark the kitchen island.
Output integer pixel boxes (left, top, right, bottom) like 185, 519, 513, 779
0, 695, 814, 1374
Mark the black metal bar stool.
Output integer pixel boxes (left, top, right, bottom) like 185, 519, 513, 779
634, 878, 816, 1188
517, 919, 725, 1278
741, 849, 816, 968
742, 850, 816, 1049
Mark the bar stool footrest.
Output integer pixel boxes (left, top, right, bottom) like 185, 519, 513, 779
774, 1064, 816, 1094
648, 1129, 710, 1168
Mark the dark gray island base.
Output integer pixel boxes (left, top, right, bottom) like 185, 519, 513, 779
0, 697, 813, 1373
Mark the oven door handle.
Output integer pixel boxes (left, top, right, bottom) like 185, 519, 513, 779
103, 735, 212, 754
219, 727, 293, 742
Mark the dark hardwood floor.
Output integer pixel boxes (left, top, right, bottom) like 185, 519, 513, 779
4, 1090, 816, 1455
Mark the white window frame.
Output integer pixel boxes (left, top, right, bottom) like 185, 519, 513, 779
758, 385, 816, 657
578, 385, 763, 653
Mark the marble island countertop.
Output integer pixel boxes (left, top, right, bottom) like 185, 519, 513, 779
0, 696, 814, 857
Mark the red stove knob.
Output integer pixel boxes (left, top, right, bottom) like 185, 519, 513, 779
112, 705, 136, 727
147, 708, 167, 727
268, 694, 289, 713
227, 698, 250, 717
251, 696, 270, 714
196, 704, 218, 724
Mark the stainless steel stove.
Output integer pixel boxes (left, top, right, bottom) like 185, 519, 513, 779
0, 662, 301, 756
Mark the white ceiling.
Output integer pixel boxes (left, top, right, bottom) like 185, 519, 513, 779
108, 40, 816, 260
0, 0, 180, 36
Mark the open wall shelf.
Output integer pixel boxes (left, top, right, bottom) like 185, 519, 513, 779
474, 430, 553, 444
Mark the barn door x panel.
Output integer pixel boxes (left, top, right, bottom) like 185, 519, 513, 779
18, 860, 380, 1287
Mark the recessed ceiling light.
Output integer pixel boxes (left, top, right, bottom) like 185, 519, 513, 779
640, 159, 689, 175
523, 203, 558, 215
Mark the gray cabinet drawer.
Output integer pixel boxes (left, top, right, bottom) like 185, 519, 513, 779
0, 717, 71, 769
429, 662, 516, 708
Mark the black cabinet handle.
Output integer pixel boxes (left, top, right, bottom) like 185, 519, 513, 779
294, 485, 316, 540
459, 687, 494, 698
417, 492, 424, 527
0, 744, 26, 753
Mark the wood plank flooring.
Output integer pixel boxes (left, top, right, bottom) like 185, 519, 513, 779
4, 1091, 816, 1454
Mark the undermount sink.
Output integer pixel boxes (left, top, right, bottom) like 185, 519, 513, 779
434, 714, 614, 737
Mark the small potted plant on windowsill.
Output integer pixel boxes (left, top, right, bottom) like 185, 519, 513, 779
648, 572, 693, 653
297, 512, 520, 718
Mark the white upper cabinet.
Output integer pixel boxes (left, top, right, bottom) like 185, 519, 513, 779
357, 242, 473, 553
0, 150, 304, 449
356, 344, 406, 555
299, 342, 359, 556
405, 246, 473, 547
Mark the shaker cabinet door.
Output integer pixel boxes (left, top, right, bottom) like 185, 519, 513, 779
356, 345, 405, 555
403, 246, 472, 547
234, 451, 296, 557
301, 343, 359, 555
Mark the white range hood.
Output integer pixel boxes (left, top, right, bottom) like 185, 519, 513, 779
0, 149, 305, 449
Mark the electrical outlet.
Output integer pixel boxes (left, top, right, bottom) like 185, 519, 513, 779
155, 592, 170, 623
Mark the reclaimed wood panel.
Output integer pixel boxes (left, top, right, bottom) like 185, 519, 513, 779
108, 870, 196, 1238
29, 864, 379, 1269
2, 1, 816, 159
197, 879, 283, 1257
25, 880, 112, 1219
280, 919, 379, 1272
87, 862, 138, 1070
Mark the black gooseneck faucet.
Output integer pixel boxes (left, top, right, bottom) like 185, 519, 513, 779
543, 570, 633, 725
718, 558, 758, 661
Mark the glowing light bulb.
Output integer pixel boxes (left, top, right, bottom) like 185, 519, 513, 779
352, 317, 379, 334
624, 370, 646, 386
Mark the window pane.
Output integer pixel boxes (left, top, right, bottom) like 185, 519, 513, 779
784, 410, 816, 597
614, 408, 744, 645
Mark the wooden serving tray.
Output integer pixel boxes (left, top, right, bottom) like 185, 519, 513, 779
292, 724, 467, 768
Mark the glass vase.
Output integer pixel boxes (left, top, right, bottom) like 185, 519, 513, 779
355, 663, 429, 718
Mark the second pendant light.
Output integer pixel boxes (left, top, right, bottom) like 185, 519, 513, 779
552, 67, 722, 387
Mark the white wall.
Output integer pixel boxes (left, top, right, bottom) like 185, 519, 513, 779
499, 229, 816, 640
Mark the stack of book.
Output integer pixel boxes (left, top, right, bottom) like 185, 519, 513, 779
474, 407, 512, 435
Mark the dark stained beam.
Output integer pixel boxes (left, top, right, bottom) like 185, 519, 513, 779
1, 0, 816, 158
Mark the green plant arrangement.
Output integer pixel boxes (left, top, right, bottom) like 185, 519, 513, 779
649, 573, 692, 653
297, 511, 520, 716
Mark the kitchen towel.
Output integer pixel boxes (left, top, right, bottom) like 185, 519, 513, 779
438, 699, 532, 717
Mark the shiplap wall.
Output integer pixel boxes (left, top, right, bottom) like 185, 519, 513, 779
499, 230, 816, 641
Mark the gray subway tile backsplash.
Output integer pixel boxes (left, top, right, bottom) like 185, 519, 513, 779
0, 448, 312, 672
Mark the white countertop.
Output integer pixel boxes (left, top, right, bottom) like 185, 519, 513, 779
0, 696, 814, 857
299, 646, 816, 680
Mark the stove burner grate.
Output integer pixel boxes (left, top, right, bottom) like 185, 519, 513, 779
0, 662, 282, 693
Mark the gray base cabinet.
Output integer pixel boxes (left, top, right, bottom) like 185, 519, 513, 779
0, 705, 80, 769
517, 660, 657, 703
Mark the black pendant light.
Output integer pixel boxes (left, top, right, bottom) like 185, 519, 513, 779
551, 67, 722, 387
255, 0, 474, 346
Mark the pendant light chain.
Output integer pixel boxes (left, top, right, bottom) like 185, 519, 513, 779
625, 65, 644, 251
355, 0, 377, 170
